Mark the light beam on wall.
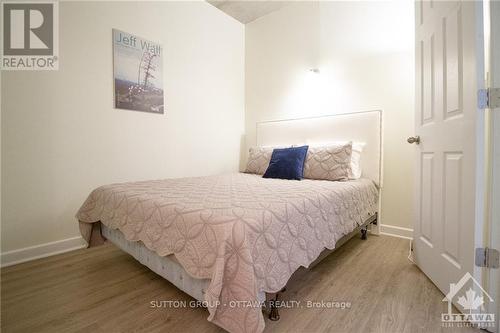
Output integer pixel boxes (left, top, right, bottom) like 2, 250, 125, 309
283, 66, 355, 117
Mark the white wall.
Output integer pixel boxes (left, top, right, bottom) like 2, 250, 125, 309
245, 1, 415, 230
1, 1, 245, 257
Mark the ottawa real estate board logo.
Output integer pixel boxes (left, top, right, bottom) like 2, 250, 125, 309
1, 1, 58, 70
442, 272, 495, 329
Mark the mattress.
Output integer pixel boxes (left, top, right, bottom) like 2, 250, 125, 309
101, 224, 267, 303
77, 173, 378, 333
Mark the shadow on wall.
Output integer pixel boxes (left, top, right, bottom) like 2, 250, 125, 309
239, 134, 247, 172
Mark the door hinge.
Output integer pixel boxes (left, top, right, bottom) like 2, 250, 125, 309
478, 88, 500, 109
475, 247, 500, 268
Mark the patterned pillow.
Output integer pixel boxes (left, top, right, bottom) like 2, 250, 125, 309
244, 147, 275, 175
303, 142, 353, 181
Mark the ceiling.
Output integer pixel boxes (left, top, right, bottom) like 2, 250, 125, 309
207, 1, 291, 24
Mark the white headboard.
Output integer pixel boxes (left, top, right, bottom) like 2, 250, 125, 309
256, 110, 383, 186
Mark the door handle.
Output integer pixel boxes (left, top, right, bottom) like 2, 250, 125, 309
407, 136, 420, 144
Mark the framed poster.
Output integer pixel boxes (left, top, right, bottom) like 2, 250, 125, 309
113, 29, 164, 114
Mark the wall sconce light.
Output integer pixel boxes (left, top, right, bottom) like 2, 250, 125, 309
309, 68, 320, 74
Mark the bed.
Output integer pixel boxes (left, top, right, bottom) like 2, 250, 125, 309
77, 110, 383, 333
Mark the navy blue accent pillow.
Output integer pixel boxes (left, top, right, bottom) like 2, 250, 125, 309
263, 146, 309, 180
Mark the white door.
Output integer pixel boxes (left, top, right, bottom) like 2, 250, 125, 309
413, 0, 480, 298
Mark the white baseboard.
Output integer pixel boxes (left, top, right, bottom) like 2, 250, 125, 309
0, 225, 412, 267
380, 224, 413, 240
1, 236, 87, 268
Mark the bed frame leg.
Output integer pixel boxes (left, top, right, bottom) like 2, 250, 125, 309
269, 287, 285, 321
269, 300, 280, 321
361, 226, 368, 240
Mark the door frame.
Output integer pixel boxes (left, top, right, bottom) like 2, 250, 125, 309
480, 0, 500, 332
473, 0, 498, 332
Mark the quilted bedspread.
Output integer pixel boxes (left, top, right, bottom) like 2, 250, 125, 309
76, 173, 378, 333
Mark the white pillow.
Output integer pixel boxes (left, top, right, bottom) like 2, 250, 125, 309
349, 142, 365, 179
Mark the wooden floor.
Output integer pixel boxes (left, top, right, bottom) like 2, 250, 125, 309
1, 234, 479, 333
